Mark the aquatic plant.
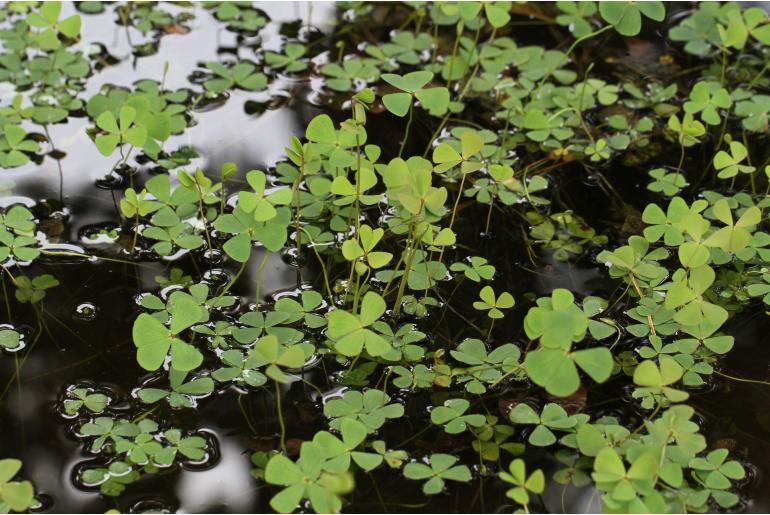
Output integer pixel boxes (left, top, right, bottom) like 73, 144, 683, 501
1, 1, 770, 514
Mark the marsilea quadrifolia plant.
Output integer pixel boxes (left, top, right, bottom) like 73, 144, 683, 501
2, 0, 770, 513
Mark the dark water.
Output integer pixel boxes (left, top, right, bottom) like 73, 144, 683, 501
1, 2, 770, 514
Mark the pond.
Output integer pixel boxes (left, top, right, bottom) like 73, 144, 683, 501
1, 1, 770, 514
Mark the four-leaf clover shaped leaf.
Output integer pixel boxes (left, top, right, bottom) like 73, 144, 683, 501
500, 458, 545, 507
204, 62, 267, 94
632, 356, 689, 407
137, 368, 214, 408
274, 290, 327, 329
450, 339, 521, 394
323, 389, 404, 433
430, 398, 486, 434
94, 106, 148, 157
237, 170, 292, 222
264, 43, 307, 73
713, 141, 755, 179
212, 348, 268, 387
523, 288, 587, 348
591, 447, 659, 503
0, 229, 39, 264
120, 188, 159, 219
132, 291, 204, 372
525, 345, 613, 397
381, 71, 449, 117
265, 441, 352, 514
647, 168, 686, 197
321, 59, 379, 92
79, 416, 141, 452
509, 403, 577, 446
556, 1, 598, 38
403, 453, 472, 495
14, 274, 58, 303
450, 256, 495, 282
432, 131, 484, 174
704, 198, 760, 253
683, 81, 732, 125
312, 418, 383, 473
668, 113, 705, 147
63, 387, 109, 416
327, 292, 392, 357
689, 449, 745, 490
26, 1, 81, 50
0, 125, 39, 167
599, 1, 665, 36
341, 225, 393, 272
154, 429, 207, 465
216, 205, 290, 262
472, 286, 514, 319
0, 458, 35, 513
248, 334, 308, 383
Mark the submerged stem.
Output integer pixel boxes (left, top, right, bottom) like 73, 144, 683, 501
399, 102, 414, 158
275, 381, 286, 452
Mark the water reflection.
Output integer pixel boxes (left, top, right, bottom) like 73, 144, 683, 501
175, 436, 256, 513
0, 2, 334, 512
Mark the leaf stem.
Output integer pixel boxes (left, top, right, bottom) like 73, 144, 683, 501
275, 381, 286, 452
255, 251, 271, 304
715, 370, 770, 387
399, 102, 414, 158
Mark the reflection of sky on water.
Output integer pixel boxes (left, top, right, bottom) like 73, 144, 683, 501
3, 1, 334, 230
175, 437, 257, 513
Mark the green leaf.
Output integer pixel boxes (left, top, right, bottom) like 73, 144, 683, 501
599, 1, 664, 36
170, 341, 204, 372
58, 15, 82, 38
168, 292, 203, 334
415, 87, 450, 116
306, 114, 336, 144
382, 92, 412, 117
0, 459, 22, 485
223, 233, 252, 263
95, 134, 119, 156
1, 480, 34, 512
572, 347, 613, 383
133, 313, 172, 371
525, 349, 580, 397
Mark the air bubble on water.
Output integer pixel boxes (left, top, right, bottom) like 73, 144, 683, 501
0, 195, 36, 209
95, 171, 125, 190
79, 223, 120, 245
282, 247, 306, 268
128, 498, 176, 514
163, 248, 190, 261
58, 382, 114, 419
224, 193, 239, 209
299, 353, 322, 371
28, 493, 51, 512
202, 268, 228, 288
201, 248, 223, 265
0, 323, 25, 353
193, 92, 229, 112
74, 302, 98, 321
320, 385, 348, 405
159, 284, 186, 301
40, 243, 97, 262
